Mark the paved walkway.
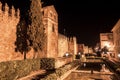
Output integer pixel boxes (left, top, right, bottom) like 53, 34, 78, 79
17, 70, 46, 80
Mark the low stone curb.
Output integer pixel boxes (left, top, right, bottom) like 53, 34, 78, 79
57, 66, 79, 80
17, 70, 46, 80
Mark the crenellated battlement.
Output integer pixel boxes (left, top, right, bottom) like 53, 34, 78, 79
0, 1, 20, 62
0, 1, 20, 19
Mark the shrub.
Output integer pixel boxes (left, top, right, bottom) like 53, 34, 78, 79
40, 58, 55, 70
41, 60, 79, 80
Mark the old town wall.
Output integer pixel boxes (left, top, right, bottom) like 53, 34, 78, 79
0, 2, 21, 62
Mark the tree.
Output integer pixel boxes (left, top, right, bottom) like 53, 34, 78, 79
14, 0, 31, 60
27, 0, 46, 58
15, 19, 31, 59
15, 0, 46, 59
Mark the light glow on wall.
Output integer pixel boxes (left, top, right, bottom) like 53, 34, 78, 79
104, 42, 110, 48
118, 54, 120, 58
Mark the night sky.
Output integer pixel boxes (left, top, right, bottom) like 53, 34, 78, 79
42, 0, 120, 47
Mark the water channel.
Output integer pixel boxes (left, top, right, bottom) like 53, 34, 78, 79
64, 58, 119, 80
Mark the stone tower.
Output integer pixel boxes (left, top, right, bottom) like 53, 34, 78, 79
42, 5, 58, 58
0, 2, 20, 62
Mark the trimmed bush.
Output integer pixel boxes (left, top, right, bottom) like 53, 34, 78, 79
40, 58, 55, 70
41, 60, 79, 80
0, 58, 40, 80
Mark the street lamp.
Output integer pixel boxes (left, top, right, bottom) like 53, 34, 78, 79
65, 52, 69, 57
118, 54, 120, 60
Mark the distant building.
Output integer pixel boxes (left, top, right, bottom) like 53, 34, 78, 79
84, 46, 89, 54
111, 19, 120, 59
77, 44, 85, 54
100, 33, 114, 50
42, 5, 58, 58
73, 37, 77, 55
58, 35, 77, 57
88, 47, 93, 54
68, 37, 77, 55
100, 33, 114, 57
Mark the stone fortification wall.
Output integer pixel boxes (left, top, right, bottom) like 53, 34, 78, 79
58, 34, 68, 57
42, 5, 58, 58
0, 0, 46, 62
0, 2, 20, 62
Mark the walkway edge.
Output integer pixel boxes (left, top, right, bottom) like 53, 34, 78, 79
57, 66, 79, 80
17, 70, 46, 80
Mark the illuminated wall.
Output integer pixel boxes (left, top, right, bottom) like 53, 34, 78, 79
58, 34, 68, 57
0, 1, 45, 62
84, 46, 89, 54
100, 33, 114, 52
77, 44, 85, 53
111, 19, 120, 58
0, 2, 21, 62
42, 5, 58, 58
73, 37, 77, 55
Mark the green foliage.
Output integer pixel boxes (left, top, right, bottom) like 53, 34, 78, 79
0, 62, 16, 79
40, 58, 55, 70
41, 60, 79, 80
55, 68, 65, 77
15, 0, 46, 59
116, 68, 120, 71
0, 59, 41, 80
27, 0, 46, 52
15, 19, 31, 59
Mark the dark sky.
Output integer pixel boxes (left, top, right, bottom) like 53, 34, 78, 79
43, 0, 120, 47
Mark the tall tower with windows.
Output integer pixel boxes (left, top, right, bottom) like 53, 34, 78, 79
42, 5, 58, 58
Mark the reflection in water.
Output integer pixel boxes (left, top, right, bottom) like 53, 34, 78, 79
83, 63, 86, 67
100, 64, 109, 72
64, 72, 116, 80
64, 63, 118, 80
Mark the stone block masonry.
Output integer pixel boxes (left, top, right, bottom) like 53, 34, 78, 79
0, 2, 20, 62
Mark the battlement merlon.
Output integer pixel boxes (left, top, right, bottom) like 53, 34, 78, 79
0, 1, 20, 18
4, 3, 9, 16
0, 2, 1, 8
0, 2, 2, 13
